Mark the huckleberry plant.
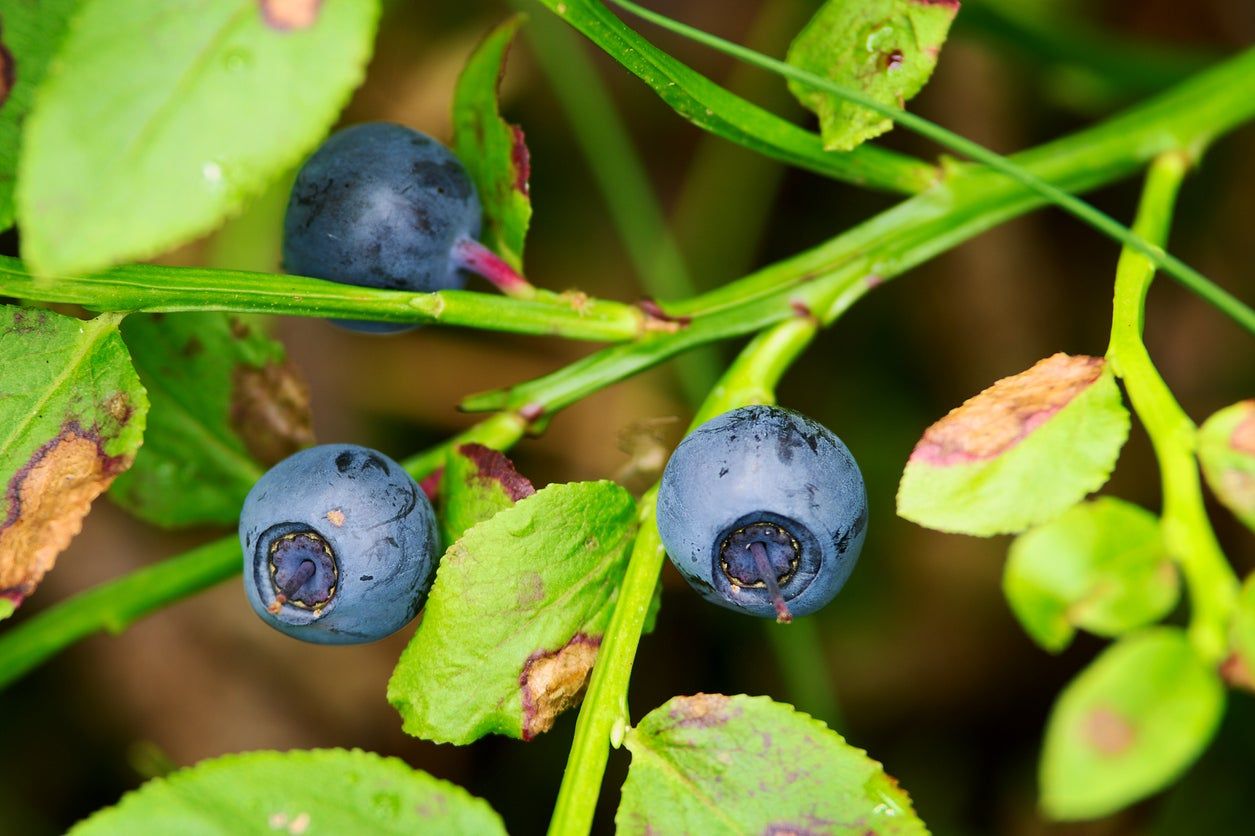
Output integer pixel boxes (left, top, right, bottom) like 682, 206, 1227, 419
0, 1, 1252, 834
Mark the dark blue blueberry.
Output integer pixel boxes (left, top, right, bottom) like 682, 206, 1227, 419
239, 444, 440, 644
283, 122, 482, 332
656, 405, 867, 620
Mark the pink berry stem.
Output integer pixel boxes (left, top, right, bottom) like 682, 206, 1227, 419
451, 237, 536, 299
748, 541, 792, 623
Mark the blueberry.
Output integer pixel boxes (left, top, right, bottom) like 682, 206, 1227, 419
656, 405, 867, 620
283, 122, 482, 332
238, 444, 440, 644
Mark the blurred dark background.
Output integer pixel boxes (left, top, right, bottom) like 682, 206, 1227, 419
2, 0, 1253, 833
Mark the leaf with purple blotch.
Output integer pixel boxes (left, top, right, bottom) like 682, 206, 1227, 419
897, 353, 1130, 536
438, 442, 535, 546
618, 693, 926, 835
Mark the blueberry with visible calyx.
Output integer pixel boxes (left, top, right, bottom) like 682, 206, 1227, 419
656, 405, 867, 621
238, 444, 439, 644
283, 122, 528, 332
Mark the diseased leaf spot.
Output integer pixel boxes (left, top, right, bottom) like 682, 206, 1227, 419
458, 443, 535, 501
1081, 706, 1136, 756
519, 634, 600, 740
510, 125, 530, 196
0, 425, 131, 604
258, 0, 323, 31
230, 361, 315, 466
910, 353, 1105, 466
1230, 403, 1255, 454
666, 693, 742, 729
0, 29, 14, 110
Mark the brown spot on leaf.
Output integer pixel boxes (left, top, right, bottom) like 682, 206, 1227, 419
258, 0, 323, 30
0, 425, 131, 604
667, 693, 740, 729
882, 49, 904, 71
511, 125, 531, 196
517, 571, 544, 607
230, 361, 315, 466
519, 634, 600, 740
325, 509, 345, 527
0, 29, 13, 110
1082, 706, 1136, 756
1230, 401, 1255, 454
1220, 652, 1255, 692
228, 317, 252, 340
910, 353, 1105, 466
182, 335, 204, 358
457, 443, 534, 502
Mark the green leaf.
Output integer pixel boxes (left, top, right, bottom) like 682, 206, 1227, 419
1040, 628, 1225, 820
1197, 399, 1255, 532
453, 15, 531, 271
1223, 574, 1255, 691
787, 0, 959, 151
69, 748, 507, 835
0, 307, 147, 613
17, 0, 381, 276
110, 313, 313, 528
618, 693, 926, 835
389, 481, 636, 744
1003, 498, 1178, 652
897, 353, 1130, 536
532, 0, 935, 194
0, 0, 79, 230
438, 442, 535, 547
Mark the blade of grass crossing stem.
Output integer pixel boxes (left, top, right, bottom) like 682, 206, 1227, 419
518, 3, 720, 404
604, 0, 1255, 336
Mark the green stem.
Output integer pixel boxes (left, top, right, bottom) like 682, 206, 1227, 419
0, 413, 528, 690
0, 259, 647, 342
1106, 153, 1240, 662
548, 316, 817, 836
607, 1, 1255, 335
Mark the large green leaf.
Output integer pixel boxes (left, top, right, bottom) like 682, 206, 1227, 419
438, 442, 534, 547
1040, 628, 1225, 820
618, 693, 926, 835
453, 15, 531, 271
110, 313, 312, 528
0, 0, 79, 230
1003, 497, 1177, 652
1197, 399, 1255, 533
787, 0, 959, 151
389, 481, 637, 743
0, 307, 147, 614
18, 0, 380, 276
70, 748, 507, 835
897, 353, 1130, 536
532, 0, 934, 194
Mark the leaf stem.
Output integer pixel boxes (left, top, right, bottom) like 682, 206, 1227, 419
605, 1, 1255, 335
0, 412, 528, 691
1106, 153, 1239, 662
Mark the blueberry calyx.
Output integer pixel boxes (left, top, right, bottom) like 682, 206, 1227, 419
268, 531, 337, 612
719, 522, 799, 622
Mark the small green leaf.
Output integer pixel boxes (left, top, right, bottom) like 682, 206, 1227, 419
0, 307, 147, 611
453, 15, 531, 270
897, 353, 1130, 536
1223, 574, 1255, 691
1004, 498, 1178, 652
110, 313, 313, 528
531, 0, 935, 193
1040, 628, 1225, 820
69, 748, 507, 835
618, 693, 926, 835
18, 0, 381, 276
389, 481, 637, 743
439, 443, 535, 546
1197, 399, 1255, 533
787, 0, 959, 151
0, 0, 79, 230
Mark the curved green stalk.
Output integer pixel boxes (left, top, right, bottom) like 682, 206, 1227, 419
548, 316, 818, 836
0, 258, 648, 342
606, 1, 1255, 334
1106, 154, 1240, 662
